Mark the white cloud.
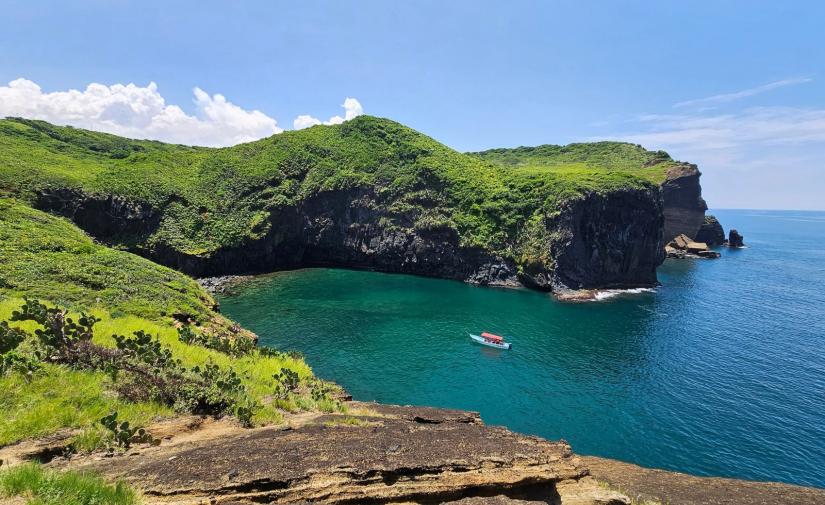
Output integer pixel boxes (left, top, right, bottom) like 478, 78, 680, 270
605, 107, 825, 151
342, 97, 363, 120
292, 97, 364, 130
0, 78, 283, 147
595, 106, 825, 209
673, 77, 812, 109
292, 114, 322, 130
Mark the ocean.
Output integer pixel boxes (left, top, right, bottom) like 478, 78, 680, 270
218, 209, 825, 487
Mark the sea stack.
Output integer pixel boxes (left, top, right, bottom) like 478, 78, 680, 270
727, 229, 745, 248
695, 215, 726, 247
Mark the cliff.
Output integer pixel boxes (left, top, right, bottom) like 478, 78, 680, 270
471, 143, 711, 245
660, 164, 708, 243
1, 117, 667, 292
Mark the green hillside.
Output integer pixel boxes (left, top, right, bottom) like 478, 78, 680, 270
0, 199, 333, 447
0, 117, 665, 263
469, 141, 679, 185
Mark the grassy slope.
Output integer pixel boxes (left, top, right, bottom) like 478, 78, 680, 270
0, 200, 324, 447
0, 199, 214, 321
0, 117, 666, 262
468, 141, 679, 185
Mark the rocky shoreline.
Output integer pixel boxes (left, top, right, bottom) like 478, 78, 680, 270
197, 275, 253, 294
5, 402, 822, 505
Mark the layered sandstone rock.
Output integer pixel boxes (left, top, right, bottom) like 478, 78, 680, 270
665, 234, 720, 259
65, 404, 629, 505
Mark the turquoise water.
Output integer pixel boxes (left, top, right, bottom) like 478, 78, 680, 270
218, 209, 825, 488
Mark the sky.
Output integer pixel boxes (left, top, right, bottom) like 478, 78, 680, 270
1, 1, 824, 210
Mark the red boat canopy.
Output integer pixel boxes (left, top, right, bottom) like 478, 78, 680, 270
481, 332, 503, 342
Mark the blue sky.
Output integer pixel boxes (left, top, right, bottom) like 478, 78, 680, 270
1, 1, 824, 209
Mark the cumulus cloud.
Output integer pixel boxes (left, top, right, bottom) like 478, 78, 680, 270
293, 114, 322, 130
0, 78, 283, 147
292, 97, 364, 130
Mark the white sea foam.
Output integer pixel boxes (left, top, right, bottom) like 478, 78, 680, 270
592, 287, 657, 301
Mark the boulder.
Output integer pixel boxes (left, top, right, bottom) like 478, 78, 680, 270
670, 234, 691, 250
694, 215, 726, 247
665, 233, 718, 259
686, 241, 708, 254
727, 229, 745, 248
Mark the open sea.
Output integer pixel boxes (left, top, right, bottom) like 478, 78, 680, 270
218, 209, 825, 488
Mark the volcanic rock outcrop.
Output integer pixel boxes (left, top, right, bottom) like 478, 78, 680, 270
36, 185, 665, 293
661, 164, 708, 243
694, 215, 726, 247
727, 229, 745, 248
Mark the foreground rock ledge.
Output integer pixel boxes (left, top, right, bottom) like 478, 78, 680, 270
70, 404, 627, 505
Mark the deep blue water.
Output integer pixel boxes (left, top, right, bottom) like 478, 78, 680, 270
218, 209, 825, 487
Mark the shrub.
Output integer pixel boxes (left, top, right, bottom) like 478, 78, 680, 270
114, 330, 179, 369
0, 350, 41, 379
0, 321, 26, 353
178, 325, 255, 356
11, 297, 96, 351
99, 412, 158, 450
273, 367, 300, 400
232, 397, 261, 428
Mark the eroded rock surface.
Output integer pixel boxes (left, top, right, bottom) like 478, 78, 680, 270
694, 215, 725, 247
68, 404, 628, 505
665, 234, 720, 259
582, 456, 825, 505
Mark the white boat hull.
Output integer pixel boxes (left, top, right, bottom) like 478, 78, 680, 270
469, 333, 512, 349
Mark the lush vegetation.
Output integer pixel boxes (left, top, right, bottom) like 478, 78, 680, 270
0, 199, 214, 322
0, 202, 340, 450
0, 116, 669, 264
0, 463, 139, 505
469, 141, 680, 185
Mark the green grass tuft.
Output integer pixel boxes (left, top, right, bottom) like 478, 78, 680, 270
0, 463, 139, 505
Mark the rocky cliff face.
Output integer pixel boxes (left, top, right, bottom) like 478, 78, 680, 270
36, 184, 665, 293
544, 187, 664, 290
694, 215, 725, 247
660, 164, 708, 243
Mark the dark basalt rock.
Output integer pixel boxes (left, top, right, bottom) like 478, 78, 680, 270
695, 214, 726, 247
35, 185, 665, 293
661, 164, 707, 243
545, 187, 664, 290
35, 188, 160, 244
727, 229, 745, 248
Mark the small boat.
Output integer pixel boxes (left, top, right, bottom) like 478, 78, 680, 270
469, 331, 512, 350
